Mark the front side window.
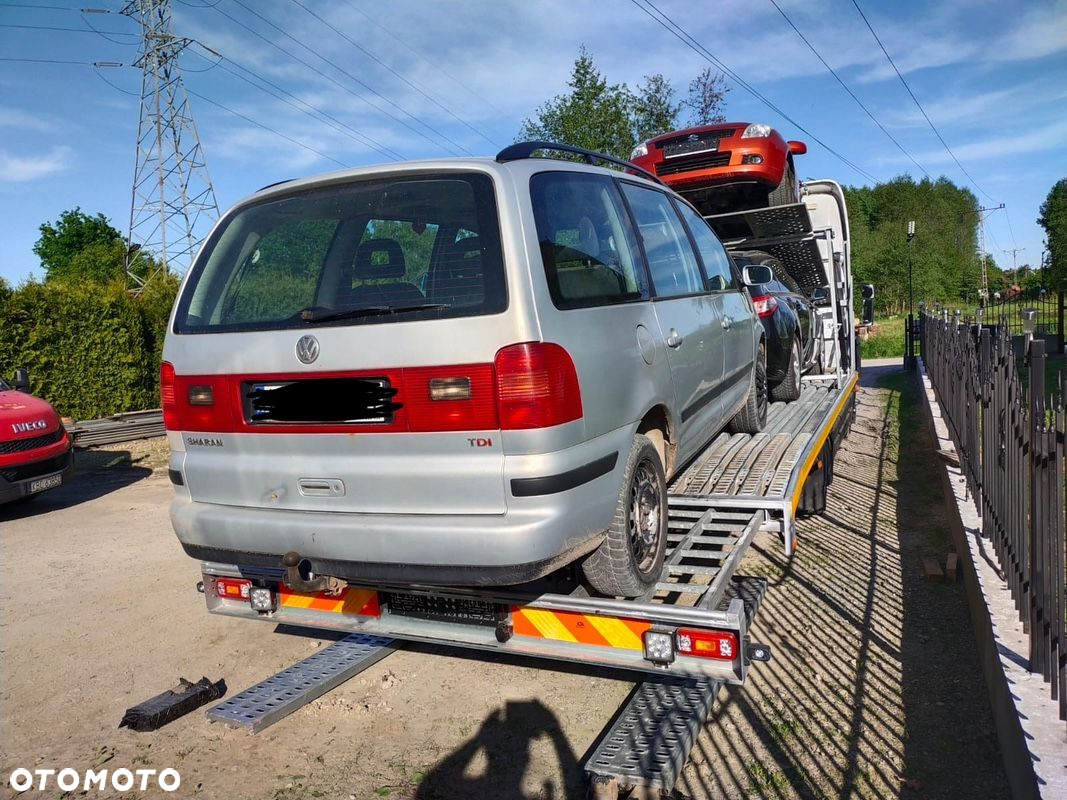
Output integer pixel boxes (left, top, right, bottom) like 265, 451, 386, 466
620, 183, 705, 298
531, 172, 647, 309
674, 200, 736, 292
174, 173, 505, 332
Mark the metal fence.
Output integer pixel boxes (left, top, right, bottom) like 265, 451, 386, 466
980, 288, 1065, 348
922, 313, 1065, 726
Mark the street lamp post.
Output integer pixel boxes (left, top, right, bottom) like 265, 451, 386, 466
907, 221, 916, 368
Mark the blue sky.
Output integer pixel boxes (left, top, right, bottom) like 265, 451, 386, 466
1, 0, 1065, 286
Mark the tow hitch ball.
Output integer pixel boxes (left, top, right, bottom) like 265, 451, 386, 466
282, 551, 346, 596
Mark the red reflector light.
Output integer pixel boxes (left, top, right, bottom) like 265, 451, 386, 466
675, 628, 738, 661
405, 365, 497, 432
494, 343, 582, 429
160, 361, 178, 430
215, 578, 251, 600
752, 295, 779, 318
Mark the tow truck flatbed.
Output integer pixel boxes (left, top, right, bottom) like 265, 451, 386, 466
198, 180, 860, 796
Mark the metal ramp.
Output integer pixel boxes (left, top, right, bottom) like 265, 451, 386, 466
584, 577, 767, 795
703, 202, 828, 293
207, 633, 393, 732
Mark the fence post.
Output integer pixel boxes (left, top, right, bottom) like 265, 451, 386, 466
1027, 338, 1046, 670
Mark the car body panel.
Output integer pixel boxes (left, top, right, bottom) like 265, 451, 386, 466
0, 382, 74, 504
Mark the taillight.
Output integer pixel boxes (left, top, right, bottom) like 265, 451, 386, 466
404, 365, 498, 432
752, 295, 779, 318
160, 361, 178, 430
215, 578, 251, 600
494, 343, 583, 430
675, 628, 738, 661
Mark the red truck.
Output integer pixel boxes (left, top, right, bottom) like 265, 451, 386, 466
0, 369, 73, 505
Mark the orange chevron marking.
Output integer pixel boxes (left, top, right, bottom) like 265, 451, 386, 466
511, 607, 651, 650
279, 587, 380, 617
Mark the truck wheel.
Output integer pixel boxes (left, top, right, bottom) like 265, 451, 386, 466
582, 434, 667, 598
768, 161, 797, 206
727, 343, 768, 434
771, 336, 802, 402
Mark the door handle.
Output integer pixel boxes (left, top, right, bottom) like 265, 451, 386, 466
721, 316, 732, 330
665, 329, 684, 348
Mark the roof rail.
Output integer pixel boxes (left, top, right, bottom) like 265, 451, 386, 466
257, 178, 295, 192
495, 141, 664, 186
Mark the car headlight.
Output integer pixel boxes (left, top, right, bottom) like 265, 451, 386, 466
629, 142, 649, 160
741, 123, 772, 139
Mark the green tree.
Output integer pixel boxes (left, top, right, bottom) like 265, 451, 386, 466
685, 67, 729, 126
1037, 177, 1067, 291
633, 73, 681, 143
518, 47, 727, 160
34, 208, 125, 283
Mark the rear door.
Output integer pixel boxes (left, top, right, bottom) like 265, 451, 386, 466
674, 201, 756, 416
166, 172, 513, 516
619, 183, 725, 466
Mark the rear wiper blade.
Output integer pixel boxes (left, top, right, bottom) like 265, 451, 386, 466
301, 302, 449, 323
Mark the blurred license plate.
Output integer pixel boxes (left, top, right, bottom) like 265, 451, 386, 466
387, 592, 499, 627
664, 137, 716, 157
29, 474, 62, 493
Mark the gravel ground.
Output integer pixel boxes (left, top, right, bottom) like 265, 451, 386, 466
0, 366, 1007, 799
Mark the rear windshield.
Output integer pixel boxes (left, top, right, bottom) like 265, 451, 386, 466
174, 172, 506, 333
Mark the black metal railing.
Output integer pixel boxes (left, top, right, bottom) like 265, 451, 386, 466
923, 313, 1065, 726
982, 288, 1065, 347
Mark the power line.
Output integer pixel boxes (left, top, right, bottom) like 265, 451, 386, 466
0, 22, 137, 36
0, 3, 82, 9
629, 0, 878, 183
340, 0, 508, 120
766, 0, 931, 180
289, 0, 498, 148
205, 50, 402, 160
849, 0, 998, 203
219, 0, 467, 156
187, 88, 349, 169
0, 56, 98, 64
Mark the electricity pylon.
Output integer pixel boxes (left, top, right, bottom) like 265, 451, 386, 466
122, 0, 218, 290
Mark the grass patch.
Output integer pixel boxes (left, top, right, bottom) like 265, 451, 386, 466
861, 315, 906, 359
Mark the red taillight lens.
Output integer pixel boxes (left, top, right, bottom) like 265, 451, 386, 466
752, 295, 779, 318
160, 361, 178, 430
675, 628, 739, 661
494, 343, 583, 430
404, 365, 498, 432
215, 578, 251, 600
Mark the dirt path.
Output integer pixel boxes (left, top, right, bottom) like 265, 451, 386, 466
1, 367, 1007, 799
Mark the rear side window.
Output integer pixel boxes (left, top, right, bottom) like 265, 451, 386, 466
174, 173, 505, 332
674, 201, 736, 291
619, 183, 705, 299
531, 172, 648, 309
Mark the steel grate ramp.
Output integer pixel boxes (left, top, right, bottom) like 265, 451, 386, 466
206, 633, 393, 732
585, 577, 766, 792
672, 382, 837, 500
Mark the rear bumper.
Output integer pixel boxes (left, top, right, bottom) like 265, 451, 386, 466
170, 445, 626, 586
0, 446, 74, 504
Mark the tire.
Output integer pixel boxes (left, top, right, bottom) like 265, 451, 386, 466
768, 160, 797, 206
582, 434, 667, 598
771, 336, 802, 402
728, 343, 768, 434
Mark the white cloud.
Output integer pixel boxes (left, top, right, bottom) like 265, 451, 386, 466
878, 118, 1067, 168
0, 107, 58, 133
0, 146, 72, 182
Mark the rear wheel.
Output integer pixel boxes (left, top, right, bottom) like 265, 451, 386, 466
771, 336, 802, 402
728, 343, 768, 434
582, 434, 667, 598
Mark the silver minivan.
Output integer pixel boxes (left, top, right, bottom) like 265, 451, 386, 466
163, 144, 767, 598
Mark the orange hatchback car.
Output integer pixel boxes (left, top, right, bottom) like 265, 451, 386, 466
629, 122, 807, 215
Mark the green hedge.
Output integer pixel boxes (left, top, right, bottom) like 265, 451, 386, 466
0, 277, 178, 420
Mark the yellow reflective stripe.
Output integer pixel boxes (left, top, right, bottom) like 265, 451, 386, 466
584, 615, 643, 650
280, 593, 315, 609
791, 372, 859, 512
519, 609, 579, 643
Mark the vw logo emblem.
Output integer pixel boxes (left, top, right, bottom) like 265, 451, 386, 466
687, 134, 699, 141
295, 335, 320, 365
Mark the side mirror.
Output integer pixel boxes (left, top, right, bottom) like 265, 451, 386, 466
742, 264, 773, 286
13, 368, 30, 392
811, 286, 831, 306
787, 140, 807, 156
